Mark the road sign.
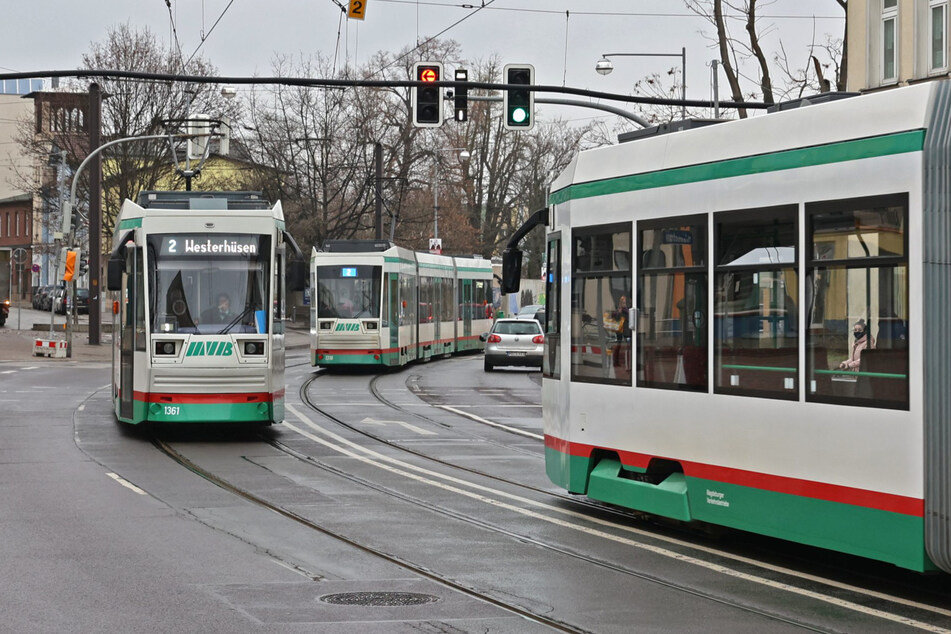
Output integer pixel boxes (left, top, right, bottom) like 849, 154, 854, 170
31, 264, 40, 273
347, 0, 366, 20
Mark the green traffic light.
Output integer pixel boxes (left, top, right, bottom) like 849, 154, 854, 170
510, 107, 528, 124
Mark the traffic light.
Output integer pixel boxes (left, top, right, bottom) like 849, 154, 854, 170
454, 68, 468, 122
503, 64, 534, 131
412, 61, 443, 127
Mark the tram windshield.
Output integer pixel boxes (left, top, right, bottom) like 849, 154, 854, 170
315, 265, 381, 318
146, 233, 271, 334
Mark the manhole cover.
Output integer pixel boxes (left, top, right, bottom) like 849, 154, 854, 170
319, 592, 440, 607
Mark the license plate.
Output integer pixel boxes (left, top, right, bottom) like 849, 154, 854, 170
507, 351, 526, 357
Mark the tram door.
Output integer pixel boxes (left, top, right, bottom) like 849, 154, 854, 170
459, 279, 473, 346
387, 273, 399, 356
118, 247, 141, 420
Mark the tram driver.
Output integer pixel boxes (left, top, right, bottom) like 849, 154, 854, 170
202, 292, 236, 324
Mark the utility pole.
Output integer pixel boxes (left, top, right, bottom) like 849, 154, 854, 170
374, 142, 383, 240
88, 83, 102, 345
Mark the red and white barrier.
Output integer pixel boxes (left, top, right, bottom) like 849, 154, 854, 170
33, 339, 68, 358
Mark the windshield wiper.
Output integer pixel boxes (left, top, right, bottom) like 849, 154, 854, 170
218, 305, 257, 335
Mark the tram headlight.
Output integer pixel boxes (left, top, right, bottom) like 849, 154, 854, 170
364, 321, 378, 330
244, 341, 265, 355
155, 341, 177, 355
319, 321, 333, 330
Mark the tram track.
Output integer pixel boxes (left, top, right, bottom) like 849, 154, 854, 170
288, 368, 951, 631
148, 433, 585, 633
279, 375, 886, 633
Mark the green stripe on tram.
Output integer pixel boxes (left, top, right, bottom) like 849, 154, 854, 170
544, 445, 934, 571
117, 218, 143, 229
549, 130, 925, 205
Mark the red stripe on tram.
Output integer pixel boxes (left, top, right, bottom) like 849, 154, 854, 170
545, 434, 923, 517
134, 391, 274, 404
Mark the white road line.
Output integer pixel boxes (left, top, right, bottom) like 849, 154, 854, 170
437, 405, 544, 440
20, 366, 38, 370
282, 403, 951, 630
106, 473, 147, 495
0, 371, 15, 375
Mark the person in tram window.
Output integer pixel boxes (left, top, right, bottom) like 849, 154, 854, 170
839, 319, 875, 371
202, 292, 235, 324
612, 295, 631, 342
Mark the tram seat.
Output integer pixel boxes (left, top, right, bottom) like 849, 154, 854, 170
681, 345, 706, 387
810, 346, 833, 396
858, 348, 908, 405
876, 318, 908, 349
723, 348, 797, 392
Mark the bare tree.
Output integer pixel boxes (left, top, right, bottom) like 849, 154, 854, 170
15, 23, 235, 244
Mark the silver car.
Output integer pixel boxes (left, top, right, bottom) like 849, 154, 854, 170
481, 318, 544, 371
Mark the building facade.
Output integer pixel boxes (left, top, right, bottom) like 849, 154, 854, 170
848, 0, 950, 90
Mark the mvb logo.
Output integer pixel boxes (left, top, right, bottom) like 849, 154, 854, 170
335, 323, 360, 332
185, 341, 234, 357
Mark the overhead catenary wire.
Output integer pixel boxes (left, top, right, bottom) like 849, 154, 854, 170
0, 69, 772, 111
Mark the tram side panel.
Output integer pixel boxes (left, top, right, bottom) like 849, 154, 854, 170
541, 84, 942, 572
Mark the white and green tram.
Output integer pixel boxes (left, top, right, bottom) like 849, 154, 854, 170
311, 240, 494, 367
509, 82, 951, 573
107, 191, 306, 424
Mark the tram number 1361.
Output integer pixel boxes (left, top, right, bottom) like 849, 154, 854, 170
163, 405, 181, 416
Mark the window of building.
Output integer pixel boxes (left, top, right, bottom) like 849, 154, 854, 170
884, 0, 899, 82
570, 223, 632, 385
714, 206, 798, 400
14, 211, 18, 237
806, 194, 908, 410
637, 215, 708, 391
932, 0, 948, 71
544, 233, 562, 379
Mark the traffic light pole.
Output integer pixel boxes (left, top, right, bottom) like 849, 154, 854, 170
88, 83, 101, 346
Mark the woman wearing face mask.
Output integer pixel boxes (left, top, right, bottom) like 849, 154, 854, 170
839, 319, 875, 370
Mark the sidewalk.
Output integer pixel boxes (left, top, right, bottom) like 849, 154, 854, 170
0, 322, 310, 363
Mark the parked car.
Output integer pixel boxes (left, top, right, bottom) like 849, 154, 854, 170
41, 285, 63, 311
515, 303, 546, 329
68, 288, 89, 315
51, 288, 68, 314
32, 285, 52, 310
480, 317, 544, 372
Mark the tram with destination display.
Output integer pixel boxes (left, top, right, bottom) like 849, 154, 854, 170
107, 191, 306, 424
311, 240, 494, 367
503, 82, 951, 573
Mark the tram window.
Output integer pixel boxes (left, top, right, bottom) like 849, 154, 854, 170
147, 234, 272, 335
571, 224, 632, 385
637, 215, 707, 391
806, 195, 909, 410
316, 265, 382, 319
714, 206, 798, 400
544, 234, 561, 379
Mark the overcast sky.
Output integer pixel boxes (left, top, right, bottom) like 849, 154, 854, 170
4, 1, 844, 123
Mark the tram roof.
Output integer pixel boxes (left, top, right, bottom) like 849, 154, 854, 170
136, 190, 272, 210
550, 82, 938, 198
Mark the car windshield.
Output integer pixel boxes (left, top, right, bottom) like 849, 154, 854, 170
147, 233, 271, 335
77, 289, 89, 298
494, 321, 541, 335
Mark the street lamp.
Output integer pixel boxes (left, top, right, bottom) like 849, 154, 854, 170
595, 49, 687, 121
431, 148, 470, 243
